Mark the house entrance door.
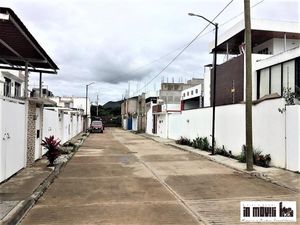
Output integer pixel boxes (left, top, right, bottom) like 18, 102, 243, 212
152, 115, 157, 134
127, 117, 132, 130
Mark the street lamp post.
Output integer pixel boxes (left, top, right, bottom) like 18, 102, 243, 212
85, 82, 95, 131
188, 13, 218, 155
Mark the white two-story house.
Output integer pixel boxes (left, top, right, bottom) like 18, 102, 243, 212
0, 70, 25, 98
205, 19, 300, 106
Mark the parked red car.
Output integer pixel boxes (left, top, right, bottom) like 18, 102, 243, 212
90, 120, 104, 133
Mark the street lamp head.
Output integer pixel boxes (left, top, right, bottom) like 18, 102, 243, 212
188, 13, 216, 26
188, 13, 196, 16
87, 82, 95, 87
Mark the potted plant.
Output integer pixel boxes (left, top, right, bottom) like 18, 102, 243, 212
41, 135, 61, 166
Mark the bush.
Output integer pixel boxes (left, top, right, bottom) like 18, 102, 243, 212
41, 136, 61, 166
202, 137, 210, 151
63, 141, 76, 147
59, 146, 74, 154
192, 137, 211, 152
237, 145, 247, 163
175, 137, 192, 146
192, 137, 202, 149
238, 145, 271, 167
216, 145, 235, 158
255, 153, 271, 168
253, 148, 262, 164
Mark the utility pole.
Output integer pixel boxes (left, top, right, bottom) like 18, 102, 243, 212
244, 0, 254, 171
96, 94, 99, 117
85, 85, 88, 130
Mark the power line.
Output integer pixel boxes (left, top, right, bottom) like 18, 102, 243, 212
221, 0, 265, 26
195, 0, 265, 39
126, 0, 265, 84
133, 0, 234, 96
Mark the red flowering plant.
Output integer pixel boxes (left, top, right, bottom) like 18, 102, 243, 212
41, 135, 61, 166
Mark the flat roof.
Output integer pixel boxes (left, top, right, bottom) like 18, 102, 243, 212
0, 7, 58, 73
210, 19, 300, 54
1, 70, 24, 83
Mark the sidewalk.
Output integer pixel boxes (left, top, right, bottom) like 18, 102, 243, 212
139, 133, 300, 193
0, 133, 88, 225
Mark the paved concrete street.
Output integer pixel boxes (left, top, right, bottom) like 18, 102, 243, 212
20, 128, 299, 225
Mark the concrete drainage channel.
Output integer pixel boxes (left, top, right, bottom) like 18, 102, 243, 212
1, 132, 90, 225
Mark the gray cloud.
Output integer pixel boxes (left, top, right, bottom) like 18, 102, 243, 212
2, 0, 300, 104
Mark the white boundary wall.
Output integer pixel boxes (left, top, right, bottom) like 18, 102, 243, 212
146, 102, 154, 134
167, 98, 288, 168
0, 98, 26, 182
0, 105, 84, 182
286, 105, 300, 172
43, 109, 84, 146
253, 99, 286, 168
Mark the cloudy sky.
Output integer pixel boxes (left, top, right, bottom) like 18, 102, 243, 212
2, 0, 299, 104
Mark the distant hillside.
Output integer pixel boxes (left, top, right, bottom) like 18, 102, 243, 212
103, 100, 122, 109
91, 100, 122, 127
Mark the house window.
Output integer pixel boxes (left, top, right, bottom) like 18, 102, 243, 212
283, 60, 295, 92
270, 64, 281, 95
296, 58, 300, 97
15, 82, 21, 97
259, 68, 270, 97
3, 77, 11, 97
257, 59, 297, 99
258, 48, 269, 54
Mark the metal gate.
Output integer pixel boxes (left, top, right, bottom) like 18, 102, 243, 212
0, 98, 26, 182
127, 117, 132, 130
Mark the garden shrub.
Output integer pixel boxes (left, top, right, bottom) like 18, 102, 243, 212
175, 136, 192, 146
191, 136, 211, 151
216, 145, 235, 158
238, 145, 271, 167
41, 136, 61, 166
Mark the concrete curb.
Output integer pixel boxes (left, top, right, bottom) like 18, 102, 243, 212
1, 133, 89, 225
139, 133, 299, 193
